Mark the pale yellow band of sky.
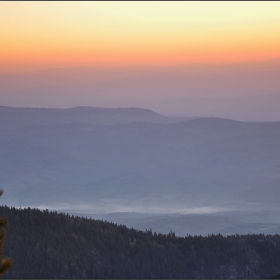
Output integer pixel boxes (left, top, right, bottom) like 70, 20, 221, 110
1, 1, 280, 72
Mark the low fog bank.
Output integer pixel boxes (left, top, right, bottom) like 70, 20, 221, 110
19, 202, 231, 216
6, 201, 280, 236
20, 203, 280, 237
87, 210, 280, 237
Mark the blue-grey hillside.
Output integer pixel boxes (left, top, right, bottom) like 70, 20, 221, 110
0, 106, 190, 129
1, 107, 280, 217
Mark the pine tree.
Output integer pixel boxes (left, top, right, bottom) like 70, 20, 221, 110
0, 190, 13, 278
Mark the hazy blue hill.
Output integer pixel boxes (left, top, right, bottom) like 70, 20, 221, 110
1, 112, 280, 216
1, 61, 280, 120
0, 106, 191, 129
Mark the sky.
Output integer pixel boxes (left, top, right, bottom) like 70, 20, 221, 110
1, 1, 280, 73
0, 1, 280, 117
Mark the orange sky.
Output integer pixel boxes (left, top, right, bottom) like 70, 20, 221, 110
1, 1, 280, 72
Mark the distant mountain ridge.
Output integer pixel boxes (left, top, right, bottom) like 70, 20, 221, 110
1, 59, 280, 121
0, 106, 192, 129
1, 107, 280, 217
1, 106, 280, 236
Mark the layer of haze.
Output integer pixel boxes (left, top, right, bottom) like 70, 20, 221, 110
1, 2, 280, 236
1, 2, 280, 72
0, 59, 279, 120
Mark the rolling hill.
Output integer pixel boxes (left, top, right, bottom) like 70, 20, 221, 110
1, 107, 279, 218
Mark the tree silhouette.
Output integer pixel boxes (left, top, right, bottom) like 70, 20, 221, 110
0, 190, 13, 278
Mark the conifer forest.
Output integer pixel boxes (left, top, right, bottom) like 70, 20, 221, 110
1, 205, 280, 279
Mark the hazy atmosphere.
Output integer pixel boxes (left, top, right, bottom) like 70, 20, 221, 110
1, 1, 280, 237
1, 60, 280, 120
1, 2, 280, 120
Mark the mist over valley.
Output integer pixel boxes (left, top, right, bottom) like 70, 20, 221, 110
1, 106, 280, 236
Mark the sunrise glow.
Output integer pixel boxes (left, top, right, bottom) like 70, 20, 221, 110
1, 1, 280, 72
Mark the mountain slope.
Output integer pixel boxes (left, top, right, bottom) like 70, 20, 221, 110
1, 113, 280, 212
2, 206, 280, 279
0, 106, 192, 129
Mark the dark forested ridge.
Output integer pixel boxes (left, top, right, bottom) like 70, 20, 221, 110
2, 206, 280, 279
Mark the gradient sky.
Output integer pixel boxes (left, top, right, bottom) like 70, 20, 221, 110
1, 1, 280, 73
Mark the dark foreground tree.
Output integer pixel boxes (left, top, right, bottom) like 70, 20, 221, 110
0, 190, 13, 278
